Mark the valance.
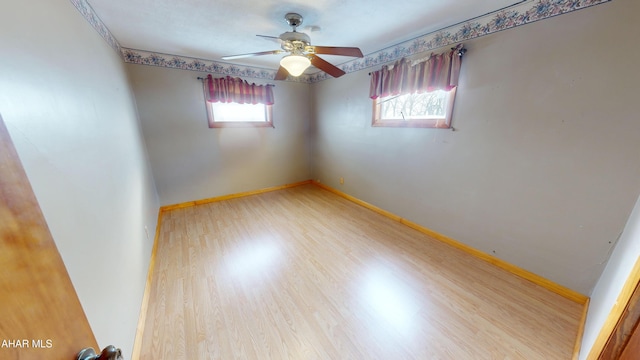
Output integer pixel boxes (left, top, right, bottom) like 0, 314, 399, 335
205, 75, 274, 105
369, 44, 464, 100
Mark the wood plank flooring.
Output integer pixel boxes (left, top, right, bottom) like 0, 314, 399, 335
139, 184, 583, 359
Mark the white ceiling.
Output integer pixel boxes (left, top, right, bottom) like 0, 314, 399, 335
87, 0, 521, 71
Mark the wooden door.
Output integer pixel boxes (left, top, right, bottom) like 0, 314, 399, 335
0, 114, 98, 359
598, 263, 640, 359
620, 318, 640, 360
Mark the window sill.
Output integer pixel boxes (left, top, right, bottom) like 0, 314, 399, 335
208, 121, 274, 128
371, 119, 450, 129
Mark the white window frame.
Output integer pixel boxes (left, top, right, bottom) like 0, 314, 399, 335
372, 87, 457, 129
205, 102, 273, 128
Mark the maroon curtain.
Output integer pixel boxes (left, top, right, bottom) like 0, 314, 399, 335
369, 44, 463, 99
205, 75, 275, 105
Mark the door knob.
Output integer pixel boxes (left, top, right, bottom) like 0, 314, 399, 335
77, 345, 123, 360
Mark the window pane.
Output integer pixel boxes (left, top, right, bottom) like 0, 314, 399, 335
372, 87, 456, 129
379, 91, 448, 120
211, 102, 266, 122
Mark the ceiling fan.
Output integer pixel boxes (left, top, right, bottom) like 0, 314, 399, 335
221, 13, 364, 80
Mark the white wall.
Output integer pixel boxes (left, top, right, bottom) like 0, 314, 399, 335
0, 1, 159, 358
311, 0, 640, 296
127, 64, 313, 206
580, 193, 640, 358
3, 0, 635, 357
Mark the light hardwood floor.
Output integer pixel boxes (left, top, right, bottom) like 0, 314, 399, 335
140, 184, 583, 359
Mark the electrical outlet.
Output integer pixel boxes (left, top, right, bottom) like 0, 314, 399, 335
339, 177, 344, 184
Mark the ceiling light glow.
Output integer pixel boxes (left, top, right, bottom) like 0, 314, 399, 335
280, 55, 311, 77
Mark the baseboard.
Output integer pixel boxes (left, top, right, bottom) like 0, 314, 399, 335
160, 180, 313, 212
312, 180, 589, 305
130, 209, 163, 359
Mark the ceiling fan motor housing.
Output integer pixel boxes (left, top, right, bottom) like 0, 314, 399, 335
279, 31, 310, 54
221, 11, 362, 79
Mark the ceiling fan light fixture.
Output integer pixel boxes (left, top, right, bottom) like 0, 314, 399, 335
280, 55, 311, 77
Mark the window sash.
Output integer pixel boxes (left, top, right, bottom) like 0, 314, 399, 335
372, 87, 456, 128
206, 102, 274, 128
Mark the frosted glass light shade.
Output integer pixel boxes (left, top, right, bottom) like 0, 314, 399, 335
280, 55, 311, 77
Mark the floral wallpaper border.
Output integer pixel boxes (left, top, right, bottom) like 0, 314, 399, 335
69, 0, 121, 53
120, 49, 302, 82
72, 0, 611, 83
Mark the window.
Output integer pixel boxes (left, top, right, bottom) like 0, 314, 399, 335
202, 75, 275, 128
372, 88, 456, 128
369, 45, 465, 129
206, 101, 273, 128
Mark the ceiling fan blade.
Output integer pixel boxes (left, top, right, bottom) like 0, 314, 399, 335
274, 66, 289, 81
310, 55, 346, 78
311, 46, 363, 58
256, 35, 282, 43
221, 50, 283, 60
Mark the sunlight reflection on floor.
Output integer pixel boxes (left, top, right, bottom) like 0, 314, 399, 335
223, 237, 283, 285
361, 264, 423, 340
